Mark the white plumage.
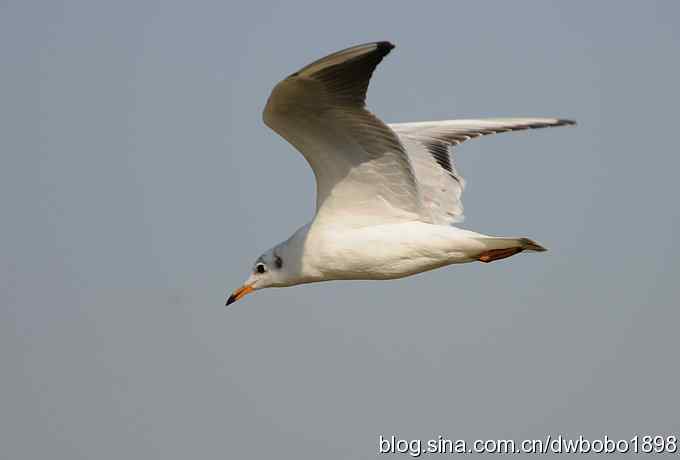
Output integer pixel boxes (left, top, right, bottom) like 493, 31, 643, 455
226, 42, 575, 305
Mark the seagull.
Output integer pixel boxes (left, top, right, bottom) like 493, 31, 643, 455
226, 41, 575, 305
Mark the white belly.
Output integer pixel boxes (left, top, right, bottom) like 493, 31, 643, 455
306, 222, 490, 280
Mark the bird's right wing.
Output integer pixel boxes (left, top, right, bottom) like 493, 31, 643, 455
263, 42, 426, 227
390, 118, 576, 224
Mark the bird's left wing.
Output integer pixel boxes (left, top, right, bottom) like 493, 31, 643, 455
263, 42, 426, 227
390, 118, 576, 224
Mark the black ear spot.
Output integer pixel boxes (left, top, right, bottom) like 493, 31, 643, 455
275, 256, 283, 269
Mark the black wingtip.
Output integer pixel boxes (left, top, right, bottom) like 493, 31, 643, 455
558, 119, 577, 126
375, 41, 395, 55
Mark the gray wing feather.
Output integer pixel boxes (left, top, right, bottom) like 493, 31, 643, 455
390, 118, 576, 224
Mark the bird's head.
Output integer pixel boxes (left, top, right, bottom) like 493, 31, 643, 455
226, 247, 288, 306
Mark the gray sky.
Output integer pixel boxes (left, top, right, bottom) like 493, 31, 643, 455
2, 1, 680, 459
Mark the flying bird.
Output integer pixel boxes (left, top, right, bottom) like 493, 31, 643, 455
226, 41, 575, 305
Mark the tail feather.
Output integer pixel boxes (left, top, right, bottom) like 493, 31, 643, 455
476, 237, 547, 263
519, 238, 547, 252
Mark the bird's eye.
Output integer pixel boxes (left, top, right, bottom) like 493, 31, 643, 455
275, 256, 283, 269
256, 263, 266, 274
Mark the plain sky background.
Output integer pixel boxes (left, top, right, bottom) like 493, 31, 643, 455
2, 1, 680, 459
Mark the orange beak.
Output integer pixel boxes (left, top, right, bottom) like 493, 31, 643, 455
225, 283, 254, 306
